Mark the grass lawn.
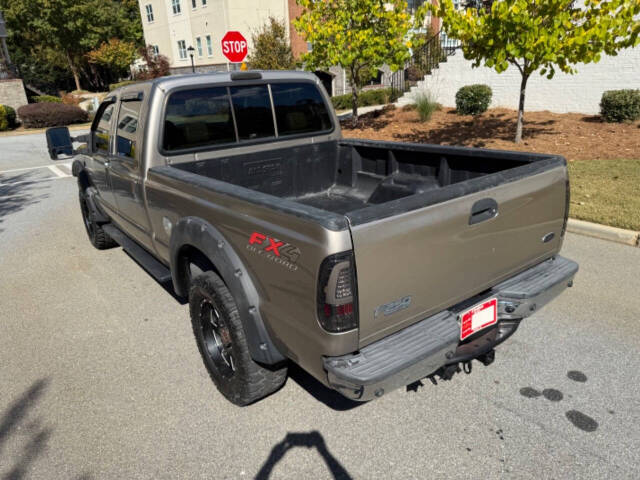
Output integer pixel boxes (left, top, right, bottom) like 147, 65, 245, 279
569, 158, 640, 231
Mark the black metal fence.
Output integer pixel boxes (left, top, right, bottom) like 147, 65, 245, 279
390, 30, 460, 98
0, 62, 18, 80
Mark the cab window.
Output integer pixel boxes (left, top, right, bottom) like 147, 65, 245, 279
116, 97, 143, 160
93, 103, 115, 153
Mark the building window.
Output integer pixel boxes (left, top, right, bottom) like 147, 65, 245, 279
152, 45, 160, 56
145, 4, 154, 22
191, 0, 197, 8
172, 0, 181, 15
206, 35, 213, 56
177, 40, 187, 60
196, 37, 203, 57
202, 0, 207, 6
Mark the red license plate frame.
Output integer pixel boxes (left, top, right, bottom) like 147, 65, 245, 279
459, 297, 498, 341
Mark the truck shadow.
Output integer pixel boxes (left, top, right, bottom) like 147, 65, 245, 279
287, 364, 362, 411
254, 431, 353, 480
0, 173, 49, 233
0, 378, 53, 480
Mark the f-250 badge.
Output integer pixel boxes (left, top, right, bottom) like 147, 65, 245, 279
247, 232, 300, 272
375, 295, 412, 318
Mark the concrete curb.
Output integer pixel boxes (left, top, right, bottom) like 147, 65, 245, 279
567, 219, 639, 247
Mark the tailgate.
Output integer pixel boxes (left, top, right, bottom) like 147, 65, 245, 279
349, 164, 568, 347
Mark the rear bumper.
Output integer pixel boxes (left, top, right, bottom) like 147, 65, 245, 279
323, 255, 578, 401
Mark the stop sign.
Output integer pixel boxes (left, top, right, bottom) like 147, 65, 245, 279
221, 31, 248, 63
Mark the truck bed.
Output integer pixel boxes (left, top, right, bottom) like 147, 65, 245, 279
170, 139, 563, 224
163, 138, 568, 346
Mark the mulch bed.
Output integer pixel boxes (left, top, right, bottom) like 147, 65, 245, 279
341, 106, 640, 162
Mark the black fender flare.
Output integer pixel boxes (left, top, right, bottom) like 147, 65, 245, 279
169, 217, 285, 365
76, 164, 110, 224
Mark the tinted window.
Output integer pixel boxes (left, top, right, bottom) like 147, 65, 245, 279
93, 103, 114, 153
163, 87, 235, 151
116, 98, 142, 160
271, 83, 332, 136
230, 85, 275, 141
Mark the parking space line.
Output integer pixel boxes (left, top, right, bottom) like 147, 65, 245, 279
48, 165, 71, 178
0, 162, 72, 175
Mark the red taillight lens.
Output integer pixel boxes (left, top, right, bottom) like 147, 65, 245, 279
317, 252, 358, 333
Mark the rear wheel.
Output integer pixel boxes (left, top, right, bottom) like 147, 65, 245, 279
79, 189, 116, 250
189, 271, 287, 406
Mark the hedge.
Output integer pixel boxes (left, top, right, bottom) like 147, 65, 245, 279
0, 104, 17, 131
600, 89, 640, 123
34, 95, 63, 103
331, 88, 399, 110
455, 84, 492, 115
17, 103, 88, 128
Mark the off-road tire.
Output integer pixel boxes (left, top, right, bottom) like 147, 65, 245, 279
79, 189, 116, 250
189, 271, 287, 406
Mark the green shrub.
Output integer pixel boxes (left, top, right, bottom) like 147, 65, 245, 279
34, 95, 62, 103
414, 92, 440, 122
109, 80, 139, 91
17, 103, 88, 128
455, 84, 492, 115
331, 87, 399, 110
0, 104, 17, 131
600, 89, 640, 123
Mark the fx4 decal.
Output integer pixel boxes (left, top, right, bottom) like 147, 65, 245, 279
247, 231, 300, 271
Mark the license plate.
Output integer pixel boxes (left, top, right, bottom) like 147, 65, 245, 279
459, 297, 498, 341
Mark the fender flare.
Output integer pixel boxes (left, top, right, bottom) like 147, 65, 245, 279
76, 164, 110, 224
169, 217, 285, 365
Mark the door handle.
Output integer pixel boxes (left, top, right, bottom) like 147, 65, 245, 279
469, 198, 498, 225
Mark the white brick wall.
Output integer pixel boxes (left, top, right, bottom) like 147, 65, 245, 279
402, 46, 640, 114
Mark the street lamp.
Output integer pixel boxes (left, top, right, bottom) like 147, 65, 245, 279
187, 45, 195, 73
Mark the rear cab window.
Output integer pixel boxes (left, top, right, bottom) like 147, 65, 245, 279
162, 81, 333, 153
93, 103, 115, 153
116, 97, 143, 161
163, 87, 235, 151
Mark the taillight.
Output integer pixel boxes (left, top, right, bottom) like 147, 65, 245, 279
317, 252, 358, 333
561, 177, 570, 236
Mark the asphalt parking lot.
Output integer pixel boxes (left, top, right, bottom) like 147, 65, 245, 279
1, 133, 639, 479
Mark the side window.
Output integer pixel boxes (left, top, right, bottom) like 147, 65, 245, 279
163, 87, 235, 151
116, 97, 143, 161
229, 85, 275, 141
270, 83, 332, 136
93, 103, 115, 153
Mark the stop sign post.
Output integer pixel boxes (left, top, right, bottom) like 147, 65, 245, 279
221, 31, 248, 63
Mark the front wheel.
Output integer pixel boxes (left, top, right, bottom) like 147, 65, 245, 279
189, 271, 287, 406
79, 189, 116, 250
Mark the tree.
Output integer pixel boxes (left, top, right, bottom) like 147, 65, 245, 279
87, 38, 137, 77
135, 46, 170, 80
0, 0, 143, 92
295, 0, 427, 124
246, 17, 295, 70
431, 0, 640, 143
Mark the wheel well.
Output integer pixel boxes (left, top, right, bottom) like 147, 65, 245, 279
176, 244, 221, 294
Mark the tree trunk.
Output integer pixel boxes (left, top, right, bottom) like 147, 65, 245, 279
351, 87, 359, 127
66, 51, 82, 92
515, 73, 529, 143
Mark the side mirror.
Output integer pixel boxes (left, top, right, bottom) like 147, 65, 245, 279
45, 126, 73, 160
